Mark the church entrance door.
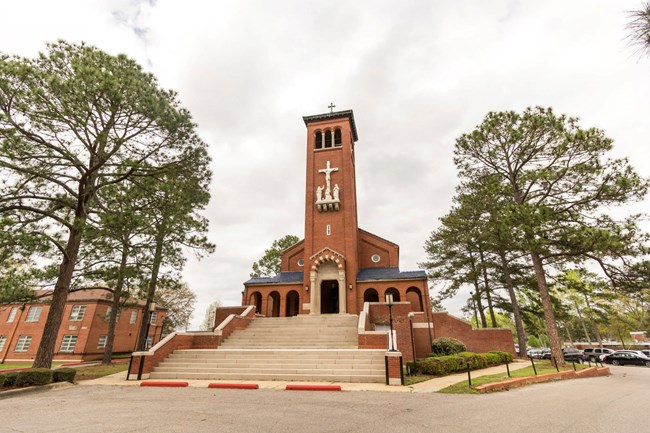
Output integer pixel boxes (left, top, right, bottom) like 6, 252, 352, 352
320, 280, 339, 314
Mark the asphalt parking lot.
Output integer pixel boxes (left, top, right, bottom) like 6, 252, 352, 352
1, 365, 648, 433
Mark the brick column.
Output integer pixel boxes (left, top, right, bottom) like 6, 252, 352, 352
385, 351, 404, 386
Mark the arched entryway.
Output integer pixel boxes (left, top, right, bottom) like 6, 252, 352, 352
249, 292, 262, 314
267, 291, 280, 317
406, 287, 423, 311
385, 287, 401, 302
363, 288, 379, 303
320, 280, 339, 314
286, 290, 300, 317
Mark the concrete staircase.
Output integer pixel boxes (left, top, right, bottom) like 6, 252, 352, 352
150, 315, 386, 383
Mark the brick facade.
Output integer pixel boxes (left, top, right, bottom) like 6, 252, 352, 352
0, 289, 166, 362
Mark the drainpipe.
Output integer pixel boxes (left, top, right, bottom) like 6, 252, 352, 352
1, 304, 26, 364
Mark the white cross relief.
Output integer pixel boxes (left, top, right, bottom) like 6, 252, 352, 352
318, 161, 338, 192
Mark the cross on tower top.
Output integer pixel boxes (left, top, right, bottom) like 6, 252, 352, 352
328, 103, 336, 113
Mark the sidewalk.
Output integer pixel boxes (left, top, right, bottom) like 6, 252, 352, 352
79, 359, 530, 393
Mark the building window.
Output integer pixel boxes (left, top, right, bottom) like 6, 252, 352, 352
149, 311, 158, 326
371, 254, 381, 263
145, 336, 153, 350
324, 130, 332, 148
326, 224, 331, 236
334, 129, 342, 146
69, 305, 86, 321
297, 258, 304, 267
25, 306, 42, 322
7, 307, 18, 323
130, 310, 138, 325
315, 131, 323, 149
0, 336, 6, 352
60, 335, 77, 353
15, 335, 31, 352
104, 307, 121, 322
97, 335, 107, 349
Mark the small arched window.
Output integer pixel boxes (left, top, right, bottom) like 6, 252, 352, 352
334, 129, 342, 146
315, 131, 323, 149
324, 130, 332, 148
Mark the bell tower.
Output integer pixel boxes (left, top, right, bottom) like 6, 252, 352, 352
302, 109, 360, 315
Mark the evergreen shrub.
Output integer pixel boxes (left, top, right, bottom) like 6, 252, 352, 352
3, 372, 19, 387
0, 374, 5, 388
417, 350, 511, 376
15, 368, 52, 387
430, 337, 467, 356
52, 368, 76, 383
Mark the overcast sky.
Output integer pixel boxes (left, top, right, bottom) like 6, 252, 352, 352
2, 1, 649, 328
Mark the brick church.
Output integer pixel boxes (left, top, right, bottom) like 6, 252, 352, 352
128, 109, 513, 384
242, 109, 431, 318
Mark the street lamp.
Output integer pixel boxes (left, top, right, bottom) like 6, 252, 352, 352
143, 302, 156, 350
469, 292, 478, 328
386, 293, 396, 352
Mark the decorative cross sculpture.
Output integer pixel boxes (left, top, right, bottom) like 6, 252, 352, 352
328, 103, 336, 113
318, 161, 338, 192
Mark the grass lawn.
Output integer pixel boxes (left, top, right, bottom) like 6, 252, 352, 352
0, 363, 62, 370
74, 362, 129, 381
438, 360, 590, 394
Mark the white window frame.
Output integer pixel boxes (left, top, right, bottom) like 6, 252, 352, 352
0, 335, 6, 352
15, 335, 32, 352
25, 306, 42, 322
59, 335, 77, 353
129, 310, 137, 325
7, 307, 18, 323
69, 305, 86, 321
145, 336, 153, 350
97, 335, 107, 349
149, 311, 158, 326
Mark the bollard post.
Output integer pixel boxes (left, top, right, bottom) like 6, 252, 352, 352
530, 357, 538, 376
551, 356, 559, 372
467, 363, 472, 387
587, 358, 591, 368
572, 360, 576, 371
506, 360, 511, 378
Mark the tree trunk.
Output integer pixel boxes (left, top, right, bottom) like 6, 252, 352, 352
478, 246, 497, 327
32, 225, 84, 368
136, 223, 166, 351
574, 300, 592, 348
499, 250, 527, 358
564, 323, 576, 348
473, 281, 488, 328
529, 251, 564, 366
584, 294, 603, 348
102, 242, 129, 365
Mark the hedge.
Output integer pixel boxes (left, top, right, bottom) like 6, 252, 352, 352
15, 368, 53, 387
53, 368, 77, 383
410, 350, 513, 376
0, 374, 5, 388
3, 372, 19, 387
430, 337, 466, 356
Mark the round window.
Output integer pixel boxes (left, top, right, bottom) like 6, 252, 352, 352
297, 259, 304, 267
371, 254, 381, 263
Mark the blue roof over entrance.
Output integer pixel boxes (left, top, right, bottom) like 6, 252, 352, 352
245, 271, 304, 285
356, 267, 427, 281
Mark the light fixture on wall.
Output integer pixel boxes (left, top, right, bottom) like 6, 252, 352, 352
348, 284, 352, 290
305, 285, 309, 291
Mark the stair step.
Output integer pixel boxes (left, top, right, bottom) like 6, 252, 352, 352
148, 372, 384, 383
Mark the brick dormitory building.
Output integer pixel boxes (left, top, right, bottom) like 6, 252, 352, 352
127, 109, 514, 384
0, 289, 166, 363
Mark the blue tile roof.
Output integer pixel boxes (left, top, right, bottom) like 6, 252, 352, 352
245, 272, 304, 285
356, 267, 427, 281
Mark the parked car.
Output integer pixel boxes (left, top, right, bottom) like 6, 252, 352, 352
527, 348, 549, 359
640, 350, 650, 358
583, 348, 615, 362
543, 348, 584, 363
602, 351, 650, 367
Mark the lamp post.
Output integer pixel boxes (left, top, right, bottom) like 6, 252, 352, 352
469, 291, 478, 328
143, 302, 156, 350
386, 293, 396, 352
